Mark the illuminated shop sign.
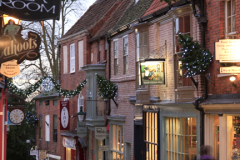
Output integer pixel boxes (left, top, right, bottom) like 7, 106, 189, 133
0, 21, 41, 65
215, 39, 240, 62
140, 59, 165, 85
0, 0, 61, 21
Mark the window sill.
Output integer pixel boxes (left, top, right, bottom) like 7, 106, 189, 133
70, 71, 75, 74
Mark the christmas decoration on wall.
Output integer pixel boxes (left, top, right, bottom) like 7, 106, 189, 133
41, 77, 54, 91
96, 74, 118, 107
178, 33, 213, 78
7, 76, 87, 98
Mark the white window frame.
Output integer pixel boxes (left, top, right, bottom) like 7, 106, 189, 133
113, 39, 119, 75
123, 35, 128, 75
63, 45, 68, 74
164, 117, 197, 160
45, 115, 50, 142
174, 14, 192, 87
70, 43, 75, 73
225, 0, 236, 36
78, 40, 84, 71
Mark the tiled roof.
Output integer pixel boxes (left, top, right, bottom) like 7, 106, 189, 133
91, 0, 133, 41
142, 0, 169, 17
63, 0, 118, 38
110, 0, 153, 34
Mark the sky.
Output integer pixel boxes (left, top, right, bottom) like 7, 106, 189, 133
65, 0, 96, 32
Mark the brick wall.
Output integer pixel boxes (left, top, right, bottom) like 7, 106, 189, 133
36, 99, 64, 158
205, 0, 240, 94
110, 31, 136, 160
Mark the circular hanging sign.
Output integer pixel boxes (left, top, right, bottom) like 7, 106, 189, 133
41, 77, 54, 91
61, 106, 69, 129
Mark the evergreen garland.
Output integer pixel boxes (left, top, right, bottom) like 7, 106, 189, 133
96, 74, 118, 107
178, 33, 213, 77
7, 76, 87, 98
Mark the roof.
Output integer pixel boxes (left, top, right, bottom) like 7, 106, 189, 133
63, 0, 119, 38
33, 89, 60, 100
142, 0, 170, 17
91, 0, 133, 41
110, 0, 153, 34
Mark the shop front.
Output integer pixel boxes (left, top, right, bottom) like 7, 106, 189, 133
202, 95, 240, 160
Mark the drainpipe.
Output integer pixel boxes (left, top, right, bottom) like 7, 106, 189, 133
192, 0, 207, 147
58, 43, 61, 84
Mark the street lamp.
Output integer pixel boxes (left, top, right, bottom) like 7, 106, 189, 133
3, 14, 21, 25
76, 106, 86, 122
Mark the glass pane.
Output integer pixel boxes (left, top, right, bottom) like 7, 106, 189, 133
146, 143, 149, 160
146, 112, 149, 141
149, 113, 152, 143
113, 152, 117, 160
232, 0, 236, 14
98, 140, 103, 160
227, 1, 231, 17
228, 17, 232, 33
179, 17, 183, 33
232, 15, 236, 32
152, 113, 154, 143
184, 15, 190, 33
113, 125, 116, 150
155, 113, 158, 144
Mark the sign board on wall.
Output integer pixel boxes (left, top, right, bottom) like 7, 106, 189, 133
140, 60, 165, 85
0, 60, 20, 78
0, 22, 41, 66
60, 101, 70, 130
99, 145, 109, 151
77, 122, 87, 138
0, 0, 61, 21
215, 39, 240, 62
95, 127, 106, 141
39, 150, 47, 159
62, 137, 76, 150
220, 67, 240, 74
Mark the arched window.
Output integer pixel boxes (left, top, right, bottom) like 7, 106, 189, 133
78, 92, 84, 112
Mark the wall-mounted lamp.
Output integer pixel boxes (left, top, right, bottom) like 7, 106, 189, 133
77, 106, 86, 122
230, 76, 237, 87
3, 14, 21, 25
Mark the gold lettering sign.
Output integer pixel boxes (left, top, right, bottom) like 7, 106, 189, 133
0, 20, 41, 65
0, 60, 20, 78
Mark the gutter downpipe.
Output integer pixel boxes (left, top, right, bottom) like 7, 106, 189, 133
106, 36, 111, 126
192, 0, 207, 147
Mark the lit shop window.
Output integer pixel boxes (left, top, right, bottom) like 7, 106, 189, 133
111, 125, 124, 160
145, 112, 158, 160
165, 117, 197, 160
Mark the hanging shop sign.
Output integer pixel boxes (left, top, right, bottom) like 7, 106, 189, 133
38, 150, 47, 160
77, 122, 87, 138
220, 67, 240, 74
95, 127, 107, 141
60, 101, 70, 130
0, 60, 20, 78
0, 21, 41, 65
0, 0, 61, 21
140, 59, 165, 85
215, 39, 240, 62
99, 145, 109, 152
62, 137, 76, 150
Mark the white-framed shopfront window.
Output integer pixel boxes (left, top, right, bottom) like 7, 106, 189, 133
165, 117, 197, 160
110, 124, 124, 160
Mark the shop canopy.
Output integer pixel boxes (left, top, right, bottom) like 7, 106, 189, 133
0, 0, 61, 21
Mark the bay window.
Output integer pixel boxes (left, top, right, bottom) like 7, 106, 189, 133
175, 15, 192, 87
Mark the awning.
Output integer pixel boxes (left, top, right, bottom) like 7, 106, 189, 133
78, 138, 87, 148
60, 132, 78, 138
